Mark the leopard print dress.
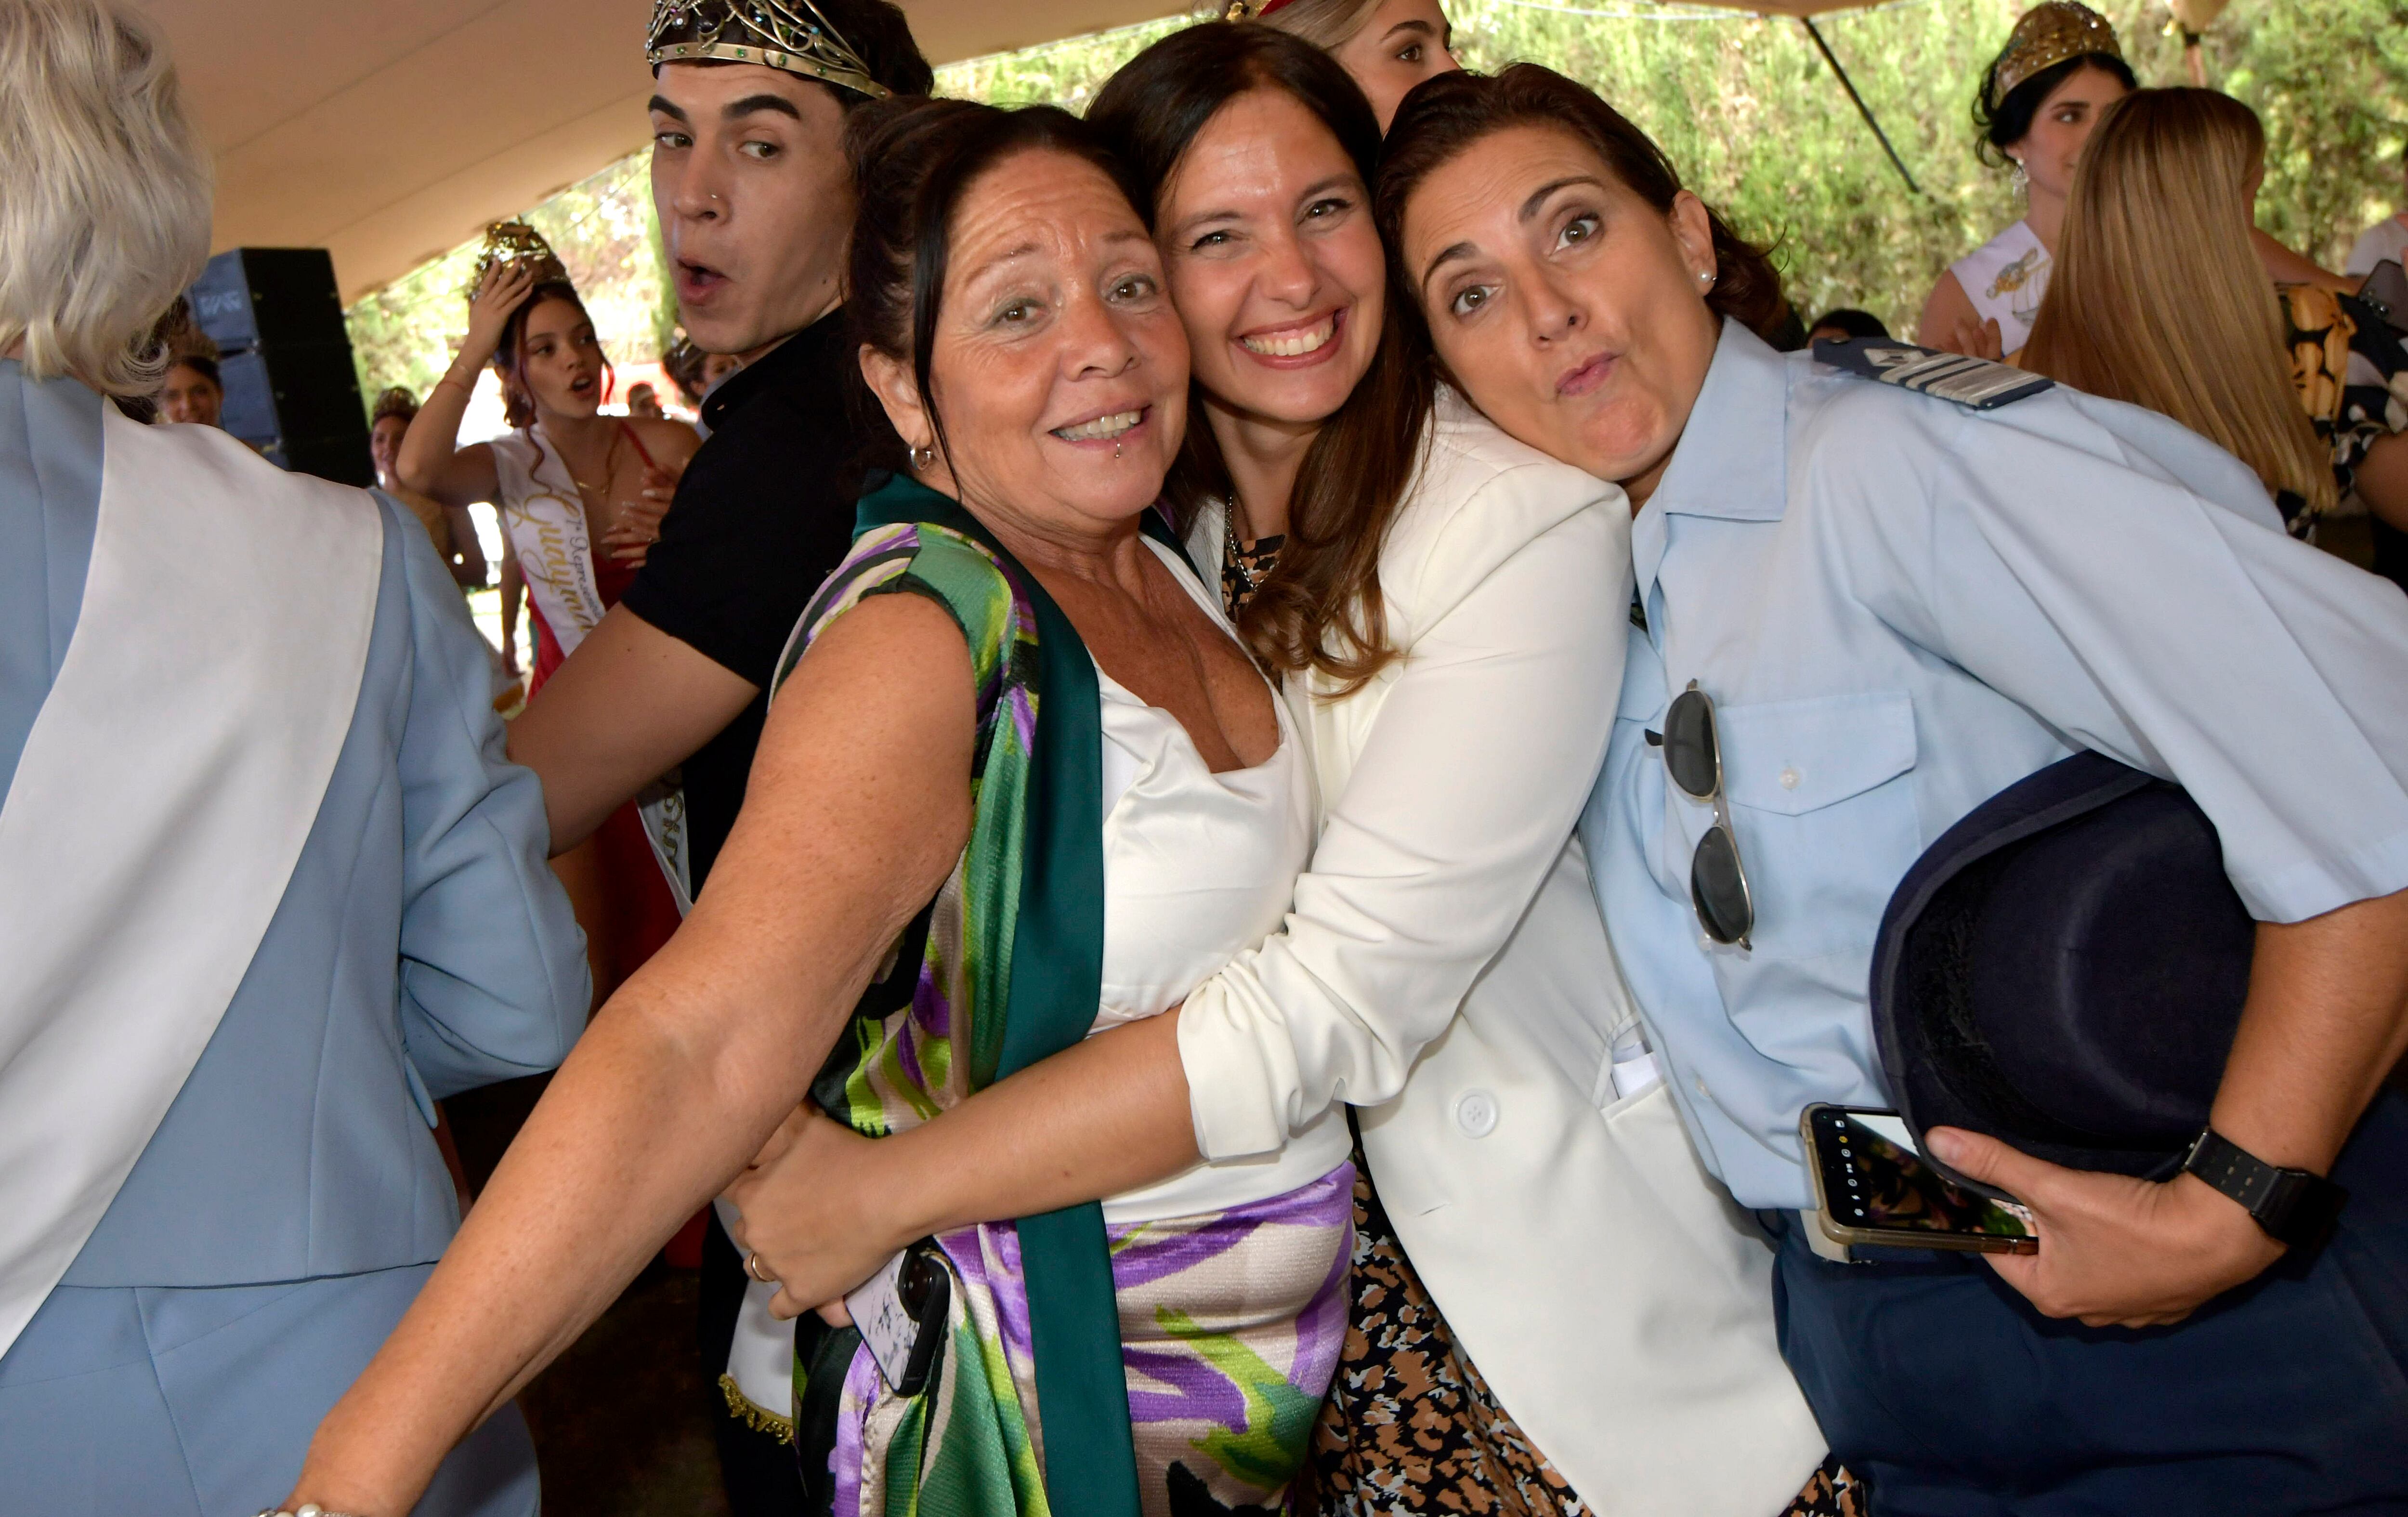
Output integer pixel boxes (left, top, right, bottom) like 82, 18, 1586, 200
1222, 528, 1865, 1517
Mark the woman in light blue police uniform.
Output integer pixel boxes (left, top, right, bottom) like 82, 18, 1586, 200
1375, 64, 2408, 1513
0, 3, 589, 1511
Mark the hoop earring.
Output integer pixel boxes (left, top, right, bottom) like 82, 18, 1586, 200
909, 444, 934, 472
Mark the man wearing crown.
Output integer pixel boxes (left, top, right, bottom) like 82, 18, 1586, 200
495, 2, 932, 1511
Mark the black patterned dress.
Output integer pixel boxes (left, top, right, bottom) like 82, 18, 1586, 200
1217, 524, 1864, 1517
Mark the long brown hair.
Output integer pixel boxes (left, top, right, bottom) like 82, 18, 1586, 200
2022, 89, 2333, 516
1089, 22, 1432, 693
1374, 65, 1790, 357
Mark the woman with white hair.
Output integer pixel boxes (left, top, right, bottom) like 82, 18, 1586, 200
0, 1, 589, 1510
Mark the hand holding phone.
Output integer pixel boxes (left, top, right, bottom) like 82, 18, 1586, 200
1802, 1104, 2039, 1255
844, 1239, 952, 1398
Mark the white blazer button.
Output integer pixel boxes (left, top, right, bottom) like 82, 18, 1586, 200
1454, 1088, 1499, 1138
1780, 766, 1800, 789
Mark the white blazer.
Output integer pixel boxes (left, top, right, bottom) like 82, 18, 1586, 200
1179, 390, 1824, 1514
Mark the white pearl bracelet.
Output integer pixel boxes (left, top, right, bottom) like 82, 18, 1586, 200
257, 1505, 363, 1517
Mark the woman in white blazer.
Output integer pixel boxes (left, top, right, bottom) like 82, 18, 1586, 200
729, 26, 1827, 1513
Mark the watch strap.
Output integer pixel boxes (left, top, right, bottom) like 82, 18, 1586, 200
2182, 1126, 2349, 1252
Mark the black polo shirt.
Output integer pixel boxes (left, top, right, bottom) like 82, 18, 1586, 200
621, 308, 897, 887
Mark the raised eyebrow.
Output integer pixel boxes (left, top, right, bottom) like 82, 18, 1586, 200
1519, 174, 1608, 223
647, 95, 690, 124
963, 240, 1046, 284
1418, 239, 1478, 295
724, 93, 803, 122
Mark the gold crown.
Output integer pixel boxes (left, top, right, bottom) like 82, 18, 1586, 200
1989, 2, 2122, 109
468, 221, 570, 299
647, 0, 890, 100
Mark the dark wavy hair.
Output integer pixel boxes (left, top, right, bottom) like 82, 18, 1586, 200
1375, 65, 1789, 354
843, 96, 1146, 476
1087, 21, 1429, 692
1973, 51, 2134, 169
491, 282, 615, 431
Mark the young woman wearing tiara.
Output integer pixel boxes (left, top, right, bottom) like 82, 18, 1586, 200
1916, 1, 2133, 362
398, 226, 701, 1003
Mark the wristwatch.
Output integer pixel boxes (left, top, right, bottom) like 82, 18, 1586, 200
2180, 1126, 2349, 1252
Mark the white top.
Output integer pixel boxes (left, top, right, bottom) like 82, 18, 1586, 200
1950, 218, 2051, 357
1177, 393, 1640, 1154
1173, 390, 1825, 1509
2346, 212, 2408, 277
1094, 537, 1327, 1224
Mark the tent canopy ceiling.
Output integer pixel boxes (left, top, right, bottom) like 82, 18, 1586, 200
138, 0, 1192, 301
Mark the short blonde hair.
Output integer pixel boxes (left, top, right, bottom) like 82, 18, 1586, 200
0, 0, 212, 396
2023, 89, 2334, 516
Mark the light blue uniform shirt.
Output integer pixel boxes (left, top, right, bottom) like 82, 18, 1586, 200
1584, 323, 2408, 1209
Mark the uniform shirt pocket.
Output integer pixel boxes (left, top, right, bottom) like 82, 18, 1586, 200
1715, 691, 1921, 958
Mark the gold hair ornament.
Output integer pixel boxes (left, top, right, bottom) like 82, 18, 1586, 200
1989, 1, 2121, 111
647, 0, 891, 100
467, 221, 570, 300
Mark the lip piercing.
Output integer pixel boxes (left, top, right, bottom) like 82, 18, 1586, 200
1113, 441, 1123, 459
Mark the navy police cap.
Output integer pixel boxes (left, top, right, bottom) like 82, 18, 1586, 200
1870, 751, 2254, 1196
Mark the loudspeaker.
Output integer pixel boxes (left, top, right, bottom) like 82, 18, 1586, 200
186, 248, 374, 487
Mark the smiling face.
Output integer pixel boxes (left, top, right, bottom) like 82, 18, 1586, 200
2009, 63, 2130, 204
1326, 0, 1458, 132
1402, 123, 1721, 501
158, 361, 220, 426
861, 148, 1189, 546
369, 413, 409, 484
650, 62, 855, 360
511, 294, 605, 420
1158, 88, 1383, 445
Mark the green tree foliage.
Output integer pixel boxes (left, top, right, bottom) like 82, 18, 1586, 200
346, 153, 670, 415
1446, 0, 2407, 332
347, 0, 2408, 398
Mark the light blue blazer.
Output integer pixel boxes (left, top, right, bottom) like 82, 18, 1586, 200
0, 364, 589, 1515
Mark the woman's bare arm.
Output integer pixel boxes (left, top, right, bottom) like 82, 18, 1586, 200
283, 593, 974, 1516
727, 1010, 1199, 1317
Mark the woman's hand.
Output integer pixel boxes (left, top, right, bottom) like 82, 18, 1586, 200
724, 1104, 919, 1321
600, 462, 678, 564
1926, 1126, 2285, 1328
1934, 313, 2006, 362
461, 260, 539, 365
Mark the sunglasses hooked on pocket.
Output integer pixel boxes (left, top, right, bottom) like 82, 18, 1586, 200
1649, 680, 1754, 950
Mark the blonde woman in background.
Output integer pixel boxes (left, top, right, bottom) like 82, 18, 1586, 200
2022, 88, 2408, 539
1248, 0, 1458, 131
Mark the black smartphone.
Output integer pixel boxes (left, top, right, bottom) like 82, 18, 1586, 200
1801, 1104, 2039, 1255
2359, 259, 2408, 335
844, 1237, 953, 1398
